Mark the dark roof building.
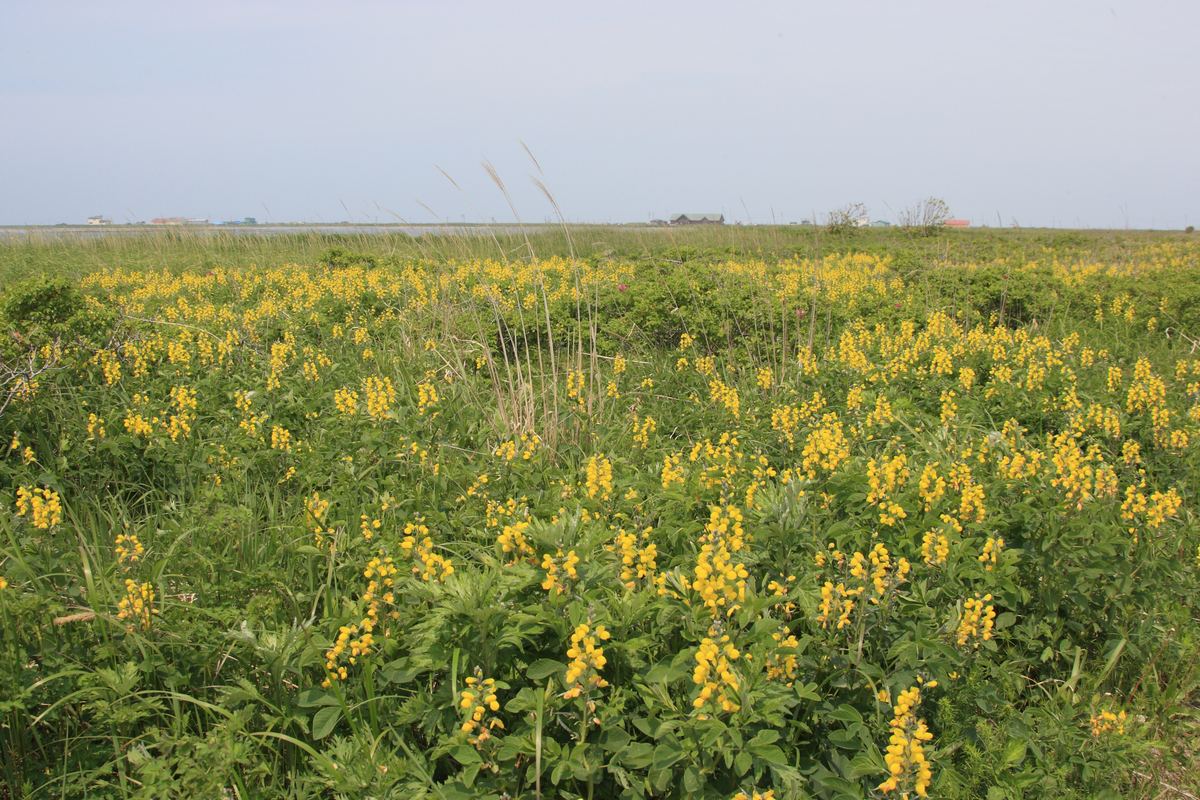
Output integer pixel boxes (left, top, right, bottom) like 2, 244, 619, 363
670, 213, 725, 225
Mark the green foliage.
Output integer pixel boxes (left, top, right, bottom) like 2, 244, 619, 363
1, 228, 1199, 797
1, 277, 116, 355
319, 247, 378, 269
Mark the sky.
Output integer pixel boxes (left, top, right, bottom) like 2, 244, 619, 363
1, 1, 1197, 229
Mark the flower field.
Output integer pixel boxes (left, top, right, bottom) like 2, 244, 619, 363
2, 231, 1200, 798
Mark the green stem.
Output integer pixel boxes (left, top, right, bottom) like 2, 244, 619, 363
579, 696, 593, 799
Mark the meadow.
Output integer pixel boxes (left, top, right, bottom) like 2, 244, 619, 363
1, 226, 1199, 798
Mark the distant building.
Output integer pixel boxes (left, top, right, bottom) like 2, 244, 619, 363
943, 219, 971, 228
86, 215, 111, 225
150, 217, 209, 225
871, 220, 892, 227
854, 216, 871, 228
669, 213, 725, 225
219, 217, 258, 226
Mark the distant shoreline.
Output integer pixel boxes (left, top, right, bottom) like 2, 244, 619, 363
0, 222, 1191, 236
0, 222, 640, 230
0, 223, 591, 240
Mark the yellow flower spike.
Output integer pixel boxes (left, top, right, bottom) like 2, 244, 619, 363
584, 454, 613, 501
15, 486, 62, 530
956, 593, 997, 648
563, 622, 610, 700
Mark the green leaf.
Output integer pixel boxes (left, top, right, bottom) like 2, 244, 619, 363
379, 661, 421, 685
623, 742, 654, 768
631, 717, 658, 738
795, 682, 822, 702
526, 659, 565, 681
1003, 739, 1027, 766
643, 658, 688, 684
651, 738, 684, 771
600, 728, 631, 752
297, 688, 338, 708
846, 751, 881, 779
750, 729, 781, 746
311, 706, 341, 740
828, 704, 864, 725
748, 743, 788, 766
827, 728, 860, 749
450, 744, 482, 766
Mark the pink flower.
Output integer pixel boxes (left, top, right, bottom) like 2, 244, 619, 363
618, 283, 628, 292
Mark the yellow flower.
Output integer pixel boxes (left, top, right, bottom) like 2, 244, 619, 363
540, 548, 580, 595
269, 425, 293, 452
566, 369, 586, 409
333, 386, 359, 415
116, 579, 158, 631
1089, 708, 1128, 737
585, 454, 613, 501
878, 686, 934, 797
15, 486, 62, 530
866, 394, 894, 428
458, 671, 504, 746
115, 533, 144, 565
956, 593, 997, 648
978, 537, 1004, 571
563, 622, 610, 699
661, 453, 685, 489
401, 517, 454, 581
692, 630, 741, 714
361, 375, 397, 418
607, 527, 659, 589
632, 415, 656, 449
691, 536, 749, 618
708, 378, 741, 418
801, 413, 850, 479
497, 520, 534, 562
867, 454, 909, 526
921, 530, 949, 567
416, 380, 438, 415
918, 463, 945, 511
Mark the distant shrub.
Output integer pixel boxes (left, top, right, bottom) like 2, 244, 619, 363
919, 264, 1062, 325
1, 277, 116, 356
898, 197, 952, 236
825, 203, 868, 235
320, 248, 377, 269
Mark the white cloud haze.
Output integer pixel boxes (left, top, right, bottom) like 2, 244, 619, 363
1, 0, 1197, 228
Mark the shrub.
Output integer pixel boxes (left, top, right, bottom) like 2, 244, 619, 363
1, 277, 116, 356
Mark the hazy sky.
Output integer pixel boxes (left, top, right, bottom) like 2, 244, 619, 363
2, 1, 1197, 228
